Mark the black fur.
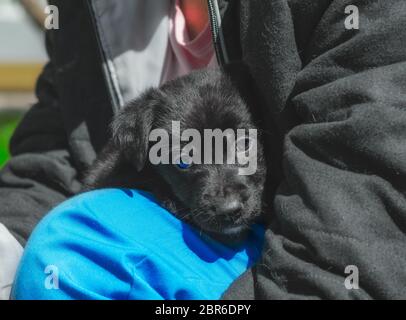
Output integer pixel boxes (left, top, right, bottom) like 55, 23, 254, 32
84, 66, 268, 241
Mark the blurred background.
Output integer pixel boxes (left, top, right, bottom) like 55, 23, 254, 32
0, 0, 47, 167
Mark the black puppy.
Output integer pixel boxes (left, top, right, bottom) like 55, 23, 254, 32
85, 66, 267, 241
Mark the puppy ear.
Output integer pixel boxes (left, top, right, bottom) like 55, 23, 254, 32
111, 88, 161, 171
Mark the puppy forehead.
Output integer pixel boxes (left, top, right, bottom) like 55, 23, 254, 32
156, 69, 255, 131
183, 95, 253, 130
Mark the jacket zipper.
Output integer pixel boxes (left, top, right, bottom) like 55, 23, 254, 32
207, 0, 229, 66
86, 0, 121, 114
87, 0, 226, 113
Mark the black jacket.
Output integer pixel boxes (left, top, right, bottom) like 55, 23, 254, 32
1, 0, 405, 299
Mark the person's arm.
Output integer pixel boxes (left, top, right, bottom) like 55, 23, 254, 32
0, 31, 81, 297
0, 30, 81, 298
0, 224, 23, 300
224, 0, 406, 299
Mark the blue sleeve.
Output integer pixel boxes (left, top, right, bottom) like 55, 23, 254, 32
12, 189, 264, 300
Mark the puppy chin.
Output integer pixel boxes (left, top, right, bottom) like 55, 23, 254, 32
201, 223, 251, 244
222, 225, 247, 236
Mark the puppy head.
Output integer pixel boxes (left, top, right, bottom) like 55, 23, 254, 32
112, 67, 267, 238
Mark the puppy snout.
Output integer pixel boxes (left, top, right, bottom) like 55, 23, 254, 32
223, 184, 249, 202
217, 197, 243, 216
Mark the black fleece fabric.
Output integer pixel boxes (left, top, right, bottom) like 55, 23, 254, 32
222, 0, 406, 299
0, 1, 113, 245
0, 0, 405, 299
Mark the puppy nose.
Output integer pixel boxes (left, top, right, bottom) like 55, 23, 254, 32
217, 198, 243, 215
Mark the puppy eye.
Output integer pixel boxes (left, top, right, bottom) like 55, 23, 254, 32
176, 159, 192, 170
236, 137, 253, 152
